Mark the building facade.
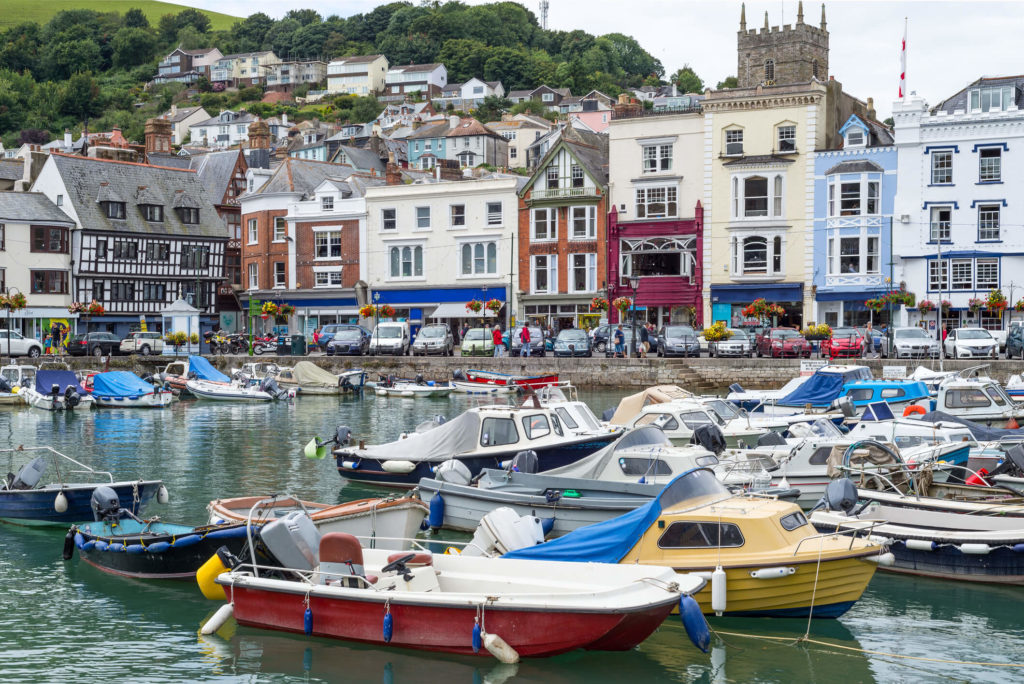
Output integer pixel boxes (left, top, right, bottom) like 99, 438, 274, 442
607, 108, 704, 326
327, 55, 389, 96
211, 51, 278, 87
188, 110, 260, 149
158, 105, 211, 146
154, 47, 223, 85
382, 63, 447, 103
487, 115, 553, 169
262, 60, 327, 92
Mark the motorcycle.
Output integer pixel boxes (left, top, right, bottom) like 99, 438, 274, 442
251, 335, 277, 355
205, 331, 234, 355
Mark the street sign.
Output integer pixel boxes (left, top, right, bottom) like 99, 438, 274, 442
248, 299, 261, 316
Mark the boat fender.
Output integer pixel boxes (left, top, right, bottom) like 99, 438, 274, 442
868, 552, 896, 566
382, 610, 393, 643
126, 544, 146, 554
206, 526, 248, 540
157, 485, 169, 505
94, 540, 108, 552
638, 476, 645, 484
710, 566, 727, 615
959, 543, 992, 555
428, 494, 445, 530
304, 606, 314, 636
905, 539, 937, 552
63, 530, 77, 560
749, 567, 796, 580
679, 594, 710, 653
381, 460, 416, 474
148, 541, 171, 554
173, 534, 201, 548
82, 540, 95, 551
472, 619, 482, 653
868, 535, 891, 546
54, 491, 68, 513
107, 542, 125, 553
200, 603, 234, 636
1013, 544, 1024, 553
540, 517, 555, 536
483, 632, 519, 664
341, 461, 360, 471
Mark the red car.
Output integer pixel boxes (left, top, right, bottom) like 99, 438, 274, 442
821, 327, 869, 359
756, 328, 811, 358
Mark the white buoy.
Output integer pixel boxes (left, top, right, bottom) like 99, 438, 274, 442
869, 552, 896, 566
157, 484, 170, 505
483, 632, 520, 664
54, 491, 68, 513
960, 543, 992, 555
905, 539, 936, 552
200, 603, 234, 635
710, 565, 727, 615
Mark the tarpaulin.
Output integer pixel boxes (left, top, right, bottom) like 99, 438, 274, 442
92, 371, 154, 398
187, 355, 230, 383
777, 372, 845, 407
34, 370, 85, 394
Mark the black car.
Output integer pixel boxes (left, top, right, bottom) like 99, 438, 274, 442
657, 325, 701, 357
325, 326, 371, 356
68, 332, 121, 357
1007, 323, 1024, 360
317, 324, 355, 352
591, 325, 611, 353
552, 329, 592, 357
604, 327, 639, 357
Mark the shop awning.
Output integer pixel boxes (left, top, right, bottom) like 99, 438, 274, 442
710, 283, 803, 303
815, 290, 887, 302
431, 301, 503, 319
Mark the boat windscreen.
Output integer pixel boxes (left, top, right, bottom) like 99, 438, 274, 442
613, 425, 673, 451
657, 468, 731, 509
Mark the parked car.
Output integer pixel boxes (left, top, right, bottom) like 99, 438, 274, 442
657, 325, 701, 358
0, 330, 43, 358
756, 328, 811, 358
119, 331, 164, 356
369, 321, 410, 356
411, 324, 454, 356
507, 325, 546, 356
316, 324, 357, 352
1007, 323, 1024, 359
708, 328, 754, 357
552, 329, 592, 357
604, 327, 639, 357
326, 326, 371, 356
882, 327, 941, 359
821, 327, 869, 359
459, 328, 494, 356
944, 327, 998, 359
590, 325, 611, 353
68, 332, 121, 357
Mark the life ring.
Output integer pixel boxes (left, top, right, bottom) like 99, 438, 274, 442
903, 405, 926, 417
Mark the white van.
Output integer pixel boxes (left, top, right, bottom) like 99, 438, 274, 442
370, 321, 410, 356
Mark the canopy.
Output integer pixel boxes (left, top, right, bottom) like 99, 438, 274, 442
363, 410, 481, 463
777, 371, 845, 407
292, 361, 341, 389
608, 386, 695, 425
188, 355, 230, 383
432, 301, 496, 319
545, 426, 674, 480
92, 371, 154, 398
34, 370, 84, 394
918, 411, 1024, 441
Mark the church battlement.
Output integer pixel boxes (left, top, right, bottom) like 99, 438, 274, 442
737, 2, 829, 88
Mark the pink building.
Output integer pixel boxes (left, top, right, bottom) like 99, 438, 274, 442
568, 110, 612, 133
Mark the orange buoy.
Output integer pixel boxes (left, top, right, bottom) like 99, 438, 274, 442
1007, 418, 1019, 429
903, 404, 926, 417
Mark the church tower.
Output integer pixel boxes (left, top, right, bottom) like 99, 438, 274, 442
736, 2, 829, 88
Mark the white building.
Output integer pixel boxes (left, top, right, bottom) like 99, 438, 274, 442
159, 105, 211, 146
382, 63, 448, 103
363, 178, 521, 327
327, 55, 389, 96
893, 77, 1024, 334
189, 110, 261, 149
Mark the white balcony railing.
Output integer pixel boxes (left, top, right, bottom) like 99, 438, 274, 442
533, 186, 599, 200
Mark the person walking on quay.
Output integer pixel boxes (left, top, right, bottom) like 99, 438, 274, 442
613, 325, 625, 358
639, 324, 650, 358
492, 324, 504, 357
519, 325, 532, 357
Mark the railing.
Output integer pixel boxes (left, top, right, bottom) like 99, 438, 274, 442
533, 186, 599, 200
613, 105, 702, 120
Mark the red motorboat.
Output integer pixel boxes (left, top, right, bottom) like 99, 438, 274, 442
205, 533, 704, 660
462, 369, 559, 390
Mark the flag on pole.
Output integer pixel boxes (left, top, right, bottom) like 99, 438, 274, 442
899, 19, 907, 98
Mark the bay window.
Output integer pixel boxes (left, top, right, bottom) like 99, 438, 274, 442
950, 259, 972, 290
826, 233, 881, 276
620, 237, 695, 284
929, 257, 999, 291
635, 186, 677, 219
531, 254, 557, 294
569, 253, 597, 293
928, 260, 948, 291
827, 177, 880, 217
389, 245, 423, 278
976, 258, 999, 289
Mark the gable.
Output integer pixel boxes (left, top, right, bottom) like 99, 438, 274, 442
838, 115, 868, 137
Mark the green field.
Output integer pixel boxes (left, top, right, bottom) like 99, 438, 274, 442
0, 0, 239, 30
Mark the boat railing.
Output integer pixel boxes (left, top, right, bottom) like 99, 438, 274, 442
245, 493, 315, 577
792, 521, 889, 554
0, 446, 114, 485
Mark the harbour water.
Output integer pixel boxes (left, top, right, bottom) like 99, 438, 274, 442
2, 391, 1023, 683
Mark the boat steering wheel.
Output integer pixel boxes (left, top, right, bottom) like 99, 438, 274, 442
381, 553, 417, 581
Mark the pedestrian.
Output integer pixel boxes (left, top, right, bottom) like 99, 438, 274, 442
519, 324, 532, 357
312, 326, 321, 348
613, 325, 625, 358
492, 324, 503, 357
639, 324, 649, 358
460, 323, 469, 343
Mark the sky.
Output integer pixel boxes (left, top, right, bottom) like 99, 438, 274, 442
185, 0, 1024, 119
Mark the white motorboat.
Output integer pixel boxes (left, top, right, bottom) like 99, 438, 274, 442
187, 376, 288, 402
623, 398, 768, 448
228, 362, 281, 378
21, 370, 94, 411
371, 378, 454, 398
89, 371, 173, 408
450, 380, 517, 395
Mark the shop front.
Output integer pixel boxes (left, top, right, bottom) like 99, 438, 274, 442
815, 290, 892, 328
241, 294, 361, 341
709, 283, 804, 328
4, 307, 79, 343
372, 286, 508, 340
520, 296, 603, 333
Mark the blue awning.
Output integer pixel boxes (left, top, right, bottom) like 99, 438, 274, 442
815, 290, 887, 302
710, 283, 803, 303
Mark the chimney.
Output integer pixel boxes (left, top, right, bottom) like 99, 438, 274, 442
282, 113, 288, 126
385, 151, 402, 185
170, 104, 177, 117
248, 120, 271, 150
866, 97, 877, 121
449, 115, 460, 129
15, 148, 48, 192
144, 117, 173, 156
63, 129, 72, 149
412, 120, 423, 130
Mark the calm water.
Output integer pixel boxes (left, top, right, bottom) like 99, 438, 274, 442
2, 390, 1023, 683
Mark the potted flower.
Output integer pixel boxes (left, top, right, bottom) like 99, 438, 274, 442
67, 302, 85, 315
940, 300, 952, 314
702, 321, 732, 342
864, 298, 884, 313
359, 304, 377, 318
465, 299, 483, 314
590, 297, 609, 312
189, 332, 200, 345
485, 298, 503, 315
917, 300, 936, 315
378, 304, 396, 318
611, 296, 632, 315
803, 323, 832, 340
0, 292, 27, 311
165, 331, 188, 356
1015, 300, 1024, 313
261, 302, 280, 319
86, 300, 105, 316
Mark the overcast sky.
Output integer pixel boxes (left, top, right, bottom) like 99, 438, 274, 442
186, 0, 1024, 118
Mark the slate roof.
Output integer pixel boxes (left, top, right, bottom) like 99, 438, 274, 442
189, 150, 244, 205
0, 160, 23, 181
145, 153, 192, 170
389, 63, 443, 74
408, 121, 450, 140
935, 75, 1024, 114
333, 144, 385, 173
508, 89, 532, 100
824, 160, 884, 175
49, 154, 226, 239
191, 111, 259, 128
723, 154, 796, 166
446, 118, 501, 139
252, 159, 358, 198
0, 192, 74, 224
527, 125, 609, 191
333, 54, 385, 65
162, 106, 206, 123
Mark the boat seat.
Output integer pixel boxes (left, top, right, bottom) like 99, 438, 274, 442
318, 532, 377, 587
386, 552, 432, 567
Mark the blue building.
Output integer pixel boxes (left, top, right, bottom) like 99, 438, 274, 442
406, 120, 449, 170
812, 114, 897, 327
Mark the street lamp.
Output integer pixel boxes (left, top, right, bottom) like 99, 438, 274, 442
627, 275, 639, 358
373, 291, 380, 354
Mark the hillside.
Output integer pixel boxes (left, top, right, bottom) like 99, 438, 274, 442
0, 1, 238, 31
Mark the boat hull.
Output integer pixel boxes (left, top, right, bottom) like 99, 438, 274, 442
187, 381, 274, 401
93, 392, 173, 408
21, 388, 95, 411
465, 370, 558, 389
450, 381, 516, 395
0, 481, 162, 526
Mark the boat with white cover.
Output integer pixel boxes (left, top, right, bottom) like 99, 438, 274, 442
274, 362, 366, 394
187, 375, 289, 402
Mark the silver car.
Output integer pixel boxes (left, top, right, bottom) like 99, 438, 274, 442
411, 324, 454, 356
881, 327, 940, 359
708, 328, 754, 357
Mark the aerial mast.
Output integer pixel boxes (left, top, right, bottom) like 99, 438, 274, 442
539, 1, 549, 29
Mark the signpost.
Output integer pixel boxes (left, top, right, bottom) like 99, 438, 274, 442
799, 359, 827, 376
248, 299, 261, 356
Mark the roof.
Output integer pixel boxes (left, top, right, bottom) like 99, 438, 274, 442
332, 54, 385, 65
824, 159, 885, 175
446, 118, 500, 139
508, 89, 532, 99
191, 111, 259, 128
161, 106, 205, 123
527, 125, 609, 191
935, 75, 1024, 114
408, 121, 450, 140
251, 158, 357, 198
441, 83, 461, 94
221, 51, 273, 60
333, 144, 385, 173
723, 154, 796, 166
0, 192, 74, 224
0, 160, 22, 181
189, 150, 244, 204
48, 154, 227, 239
389, 63, 443, 74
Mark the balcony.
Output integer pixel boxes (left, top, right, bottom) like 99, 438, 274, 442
531, 186, 600, 201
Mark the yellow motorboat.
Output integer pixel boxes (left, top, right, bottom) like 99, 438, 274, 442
505, 468, 884, 618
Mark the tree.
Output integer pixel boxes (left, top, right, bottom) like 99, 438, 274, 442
112, 27, 155, 69
229, 13, 275, 53
474, 95, 511, 123
19, 128, 50, 145
59, 71, 103, 121
716, 76, 739, 89
285, 9, 322, 26
43, 39, 102, 80
123, 8, 149, 29
483, 47, 533, 90
0, 23, 43, 75
671, 65, 703, 94
883, 117, 894, 128
438, 39, 492, 82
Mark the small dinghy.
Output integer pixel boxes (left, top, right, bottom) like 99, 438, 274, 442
90, 371, 173, 408
65, 486, 251, 579
20, 370, 94, 411
207, 494, 427, 548
187, 375, 289, 402
371, 374, 453, 398
455, 369, 558, 390
1, 447, 166, 526
275, 362, 366, 395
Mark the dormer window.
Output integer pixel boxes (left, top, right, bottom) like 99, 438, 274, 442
177, 207, 199, 224
969, 86, 1014, 113
845, 128, 865, 147
103, 201, 126, 219
141, 204, 163, 222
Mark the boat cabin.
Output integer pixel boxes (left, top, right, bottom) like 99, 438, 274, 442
628, 399, 767, 448
1, 364, 36, 389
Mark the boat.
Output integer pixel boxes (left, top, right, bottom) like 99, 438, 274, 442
504, 468, 886, 618
160, 356, 231, 396
456, 369, 559, 390
417, 427, 720, 535
207, 494, 427, 547
0, 446, 165, 526
0, 367, 28, 405
157, 360, 190, 394
451, 380, 517, 395
187, 374, 289, 401
89, 371, 173, 408
228, 362, 281, 379
622, 398, 769, 448
20, 369, 95, 411
200, 523, 706, 658
324, 405, 626, 487
371, 374, 454, 398
274, 362, 366, 395
728, 365, 874, 414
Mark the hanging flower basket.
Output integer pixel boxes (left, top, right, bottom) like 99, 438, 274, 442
164, 331, 188, 347
917, 300, 936, 315
485, 298, 503, 314
682, 305, 697, 321
1015, 300, 1024, 313
590, 297, 609, 312
0, 292, 27, 311
986, 289, 1007, 314
378, 304, 396, 318
702, 321, 732, 342
968, 298, 986, 314
261, 302, 280, 317
279, 304, 296, 317
465, 299, 483, 314
359, 304, 376, 318
767, 303, 785, 317
803, 323, 832, 340
864, 298, 885, 313
611, 296, 632, 314
940, 300, 952, 314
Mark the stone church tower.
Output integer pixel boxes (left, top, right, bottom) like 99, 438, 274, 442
737, 2, 829, 88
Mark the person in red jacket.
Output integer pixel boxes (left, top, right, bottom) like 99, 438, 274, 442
492, 324, 503, 357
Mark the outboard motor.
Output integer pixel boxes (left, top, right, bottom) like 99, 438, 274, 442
835, 396, 856, 419
90, 486, 122, 522
0, 376, 11, 393
11, 457, 47, 490
260, 376, 287, 399
809, 478, 859, 514
756, 431, 788, 447
601, 407, 616, 422
510, 450, 539, 474
140, 373, 155, 385
691, 424, 727, 456
332, 426, 352, 447
452, 369, 467, 382
415, 374, 425, 385
434, 459, 472, 485
50, 383, 61, 408
64, 385, 81, 408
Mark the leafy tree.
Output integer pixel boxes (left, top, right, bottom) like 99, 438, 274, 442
601, 33, 662, 79
176, 26, 208, 51
509, 98, 547, 118
112, 28, 155, 69
59, 71, 103, 121
123, 8, 149, 29
483, 47, 533, 90
285, 9, 322, 26
266, 18, 302, 58
19, 128, 50, 145
0, 23, 43, 75
716, 76, 739, 89
350, 95, 384, 123
671, 65, 703, 94
438, 39, 491, 82
43, 39, 102, 80
229, 13, 275, 53
883, 117, 894, 128
474, 95, 511, 123
291, 22, 332, 58
158, 9, 210, 44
